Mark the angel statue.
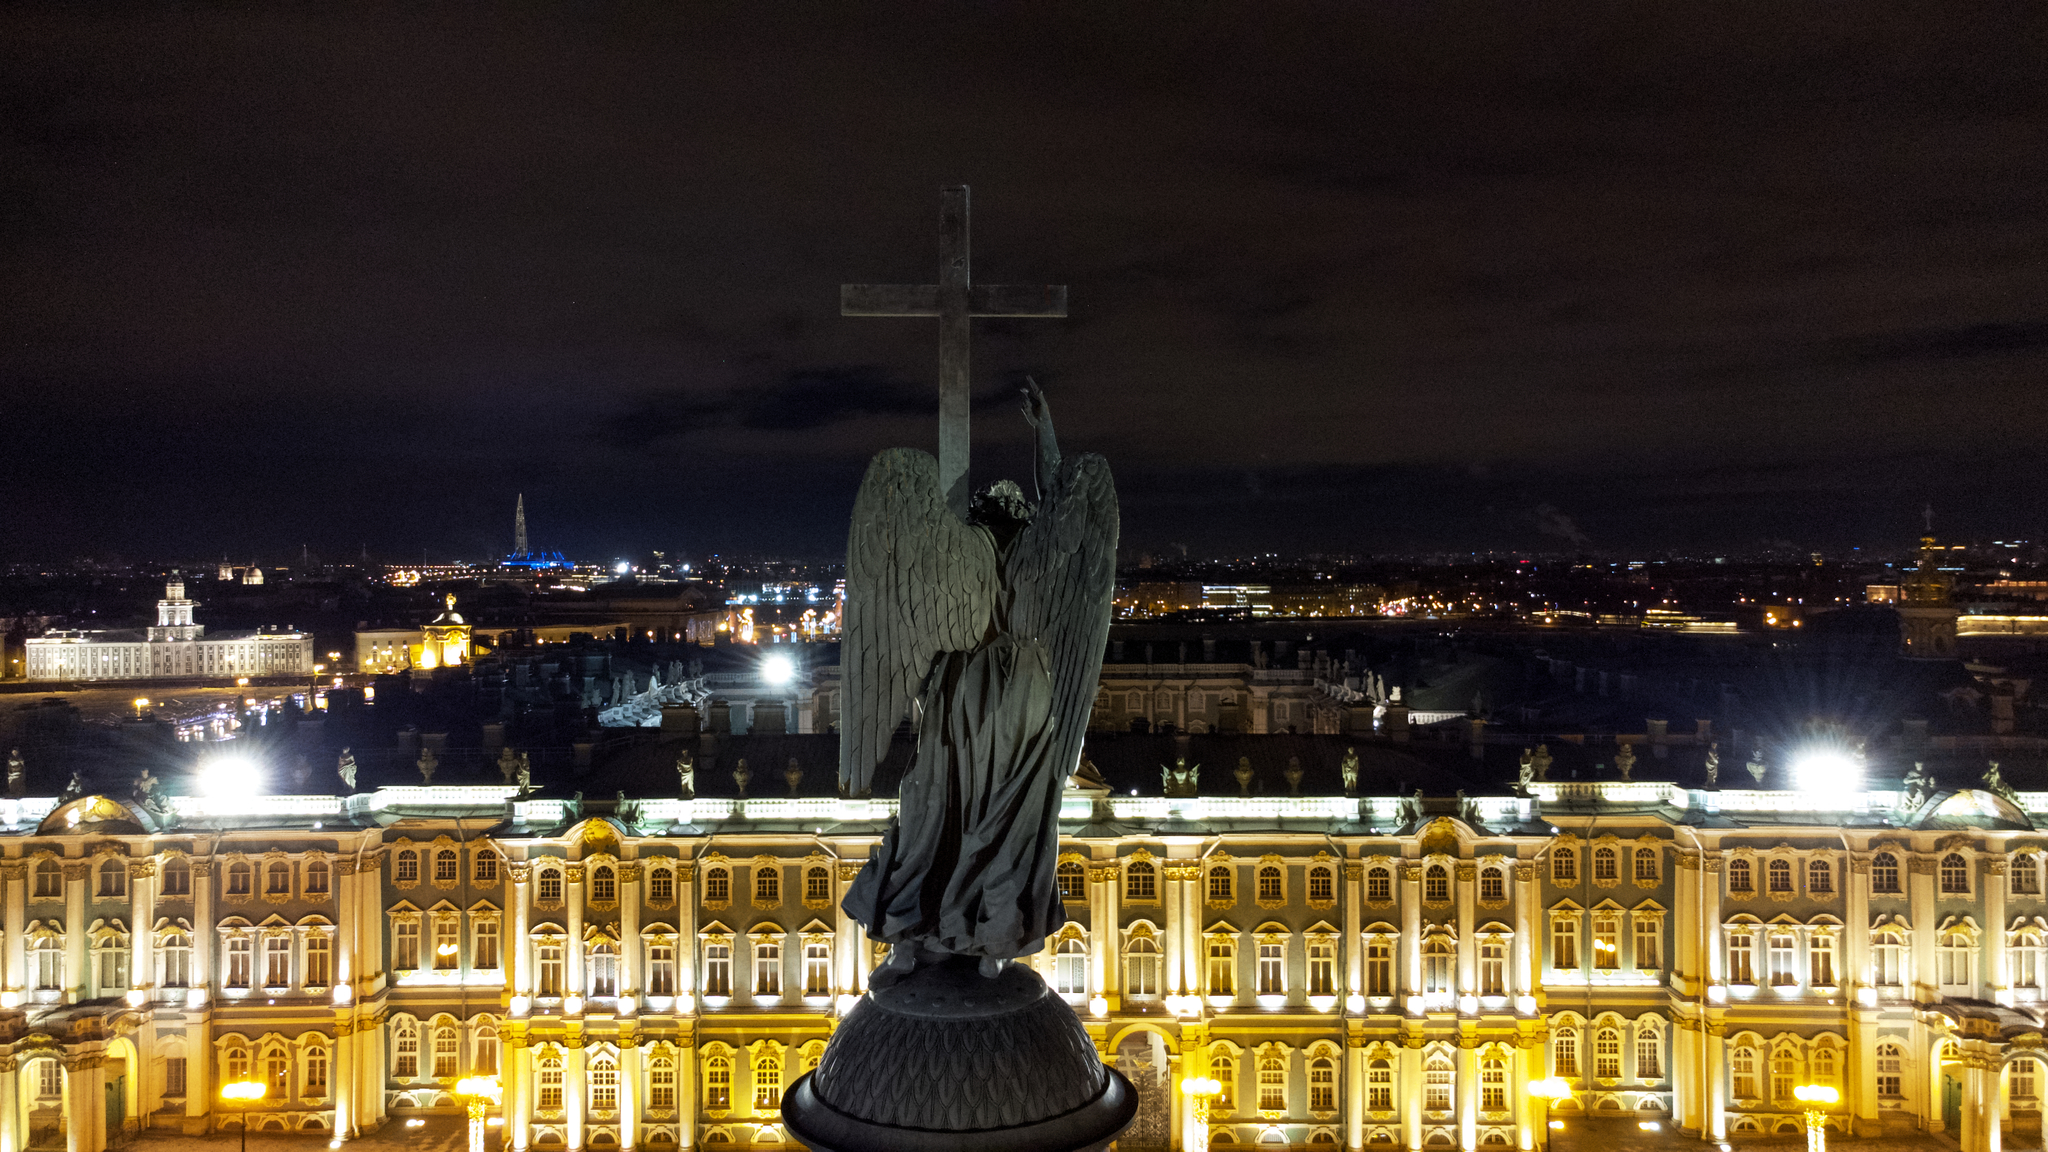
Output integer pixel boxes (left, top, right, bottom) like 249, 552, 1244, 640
841, 381, 1118, 980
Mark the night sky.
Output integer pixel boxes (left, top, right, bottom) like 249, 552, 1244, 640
4, 4, 2045, 563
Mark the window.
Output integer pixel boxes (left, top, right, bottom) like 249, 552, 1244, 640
1767, 859, 1793, 894
1367, 1059, 1392, 1111
1772, 1049, 1796, 1101
166, 1056, 187, 1097
1309, 1056, 1336, 1111
475, 850, 498, 884
754, 939, 782, 997
538, 1055, 563, 1110
161, 858, 191, 895
1594, 916, 1619, 969
1634, 848, 1658, 882
1480, 867, 1505, 903
474, 920, 499, 970
162, 932, 192, 987
264, 936, 291, 986
434, 850, 457, 883
1552, 848, 1578, 884
1258, 941, 1285, 995
1874, 930, 1905, 986
395, 851, 419, 884
1808, 859, 1833, 895
267, 862, 291, 895
2017, 932, 2043, 990
1940, 931, 1974, 987
1872, 851, 1901, 894
537, 943, 563, 996
704, 942, 732, 997
538, 868, 563, 903
590, 943, 618, 997
226, 1048, 249, 1083
1058, 862, 1086, 901
1480, 938, 1506, 996
755, 866, 780, 904
1260, 1055, 1287, 1111
705, 867, 729, 904
1875, 1042, 1903, 1097
1366, 866, 1391, 902
1942, 854, 1970, 894
1553, 916, 1579, 969
393, 1021, 419, 1079
1768, 933, 1797, 986
1424, 865, 1449, 903
1811, 1047, 1837, 1087
1636, 1030, 1661, 1079
1481, 1056, 1506, 1109
704, 1056, 730, 1111
1732, 1047, 1757, 1099
228, 861, 253, 895
1308, 939, 1336, 996
1056, 938, 1088, 996
301, 934, 330, 987
1257, 865, 1283, 903
1126, 860, 1157, 901
590, 1055, 619, 1111
806, 866, 831, 904
1214, 1054, 1236, 1110
97, 938, 129, 990
305, 860, 329, 895
1423, 936, 1453, 996
753, 1059, 782, 1109
225, 937, 252, 988
1208, 938, 1235, 995
99, 859, 127, 897
1593, 1028, 1621, 1078
2015, 1060, 2039, 1102
33, 859, 61, 898
435, 920, 460, 971
394, 920, 420, 970
592, 865, 616, 903
306, 1048, 328, 1096
1810, 935, 1836, 985
1728, 858, 1752, 894
1728, 931, 1755, 984
1594, 848, 1617, 882
1423, 1056, 1453, 1111
266, 1049, 289, 1096
1209, 865, 1235, 903
1127, 936, 1160, 996
1634, 917, 1660, 970
804, 941, 831, 997
649, 867, 674, 904
433, 1024, 458, 1079
1367, 938, 1393, 996
1308, 866, 1334, 904
650, 1057, 677, 1110
649, 943, 676, 996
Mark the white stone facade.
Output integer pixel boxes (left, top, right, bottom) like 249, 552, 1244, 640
22, 581, 313, 682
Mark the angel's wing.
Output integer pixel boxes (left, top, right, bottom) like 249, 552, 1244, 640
1004, 452, 1119, 782
840, 448, 999, 796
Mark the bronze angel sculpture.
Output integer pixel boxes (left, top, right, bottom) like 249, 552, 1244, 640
840, 380, 1118, 978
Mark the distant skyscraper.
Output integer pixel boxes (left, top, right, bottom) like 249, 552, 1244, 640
515, 493, 530, 554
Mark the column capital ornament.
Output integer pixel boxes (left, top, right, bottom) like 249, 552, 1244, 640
1850, 857, 1872, 875
1454, 863, 1477, 882
1343, 863, 1365, 882
0, 860, 25, 881
62, 861, 91, 882
564, 863, 585, 883
129, 860, 158, 879
617, 862, 643, 883
1088, 865, 1117, 883
1702, 856, 1723, 874
1399, 862, 1423, 882
836, 861, 862, 882
1909, 857, 1939, 875
1512, 863, 1536, 881
1988, 859, 2010, 876
508, 863, 532, 884
334, 1020, 356, 1037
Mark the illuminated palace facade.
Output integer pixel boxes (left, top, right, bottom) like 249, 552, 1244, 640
22, 581, 313, 682
0, 778, 2044, 1152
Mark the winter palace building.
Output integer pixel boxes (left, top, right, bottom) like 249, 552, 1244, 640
0, 753, 2042, 1152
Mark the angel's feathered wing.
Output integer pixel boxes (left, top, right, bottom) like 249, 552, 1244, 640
840, 448, 999, 797
1004, 452, 1119, 781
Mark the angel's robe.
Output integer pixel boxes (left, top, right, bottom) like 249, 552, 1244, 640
843, 616, 1068, 960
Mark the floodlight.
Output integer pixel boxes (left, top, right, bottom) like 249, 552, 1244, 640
201, 755, 264, 797
760, 653, 796, 686
1790, 747, 1860, 791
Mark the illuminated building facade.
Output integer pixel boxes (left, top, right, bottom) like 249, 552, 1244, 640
0, 761, 2041, 1152
22, 581, 313, 682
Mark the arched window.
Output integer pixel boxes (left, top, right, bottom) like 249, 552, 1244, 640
1593, 847, 1617, 881
704, 1055, 731, 1110
648, 866, 674, 904
705, 866, 730, 904
1727, 858, 1752, 894
1875, 1043, 1903, 1097
1367, 1058, 1392, 1111
537, 1054, 563, 1110
753, 1053, 783, 1109
1423, 936, 1454, 996
1731, 1046, 1757, 1099
434, 850, 458, 883
1594, 1028, 1621, 1078
1126, 860, 1157, 901
538, 868, 563, 903
1479, 867, 1505, 903
266, 861, 291, 895
1213, 1053, 1236, 1110
1309, 1056, 1336, 1110
1257, 865, 1283, 903
1634, 847, 1658, 882
98, 859, 127, 897
2015, 1058, 2041, 1102
306, 1046, 329, 1097
304, 860, 330, 895
1424, 864, 1449, 903
161, 857, 192, 895
755, 865, 780, 905
1942, 854, 1970, 894
1552, 847, 1578, 884
1811, 1046, 1837, 1087
1259, 1055, 1287, 1110
1209, 865, 1235, 903
1872, 852, 1900, 893
1423, 1055, 1453, 1111
591, 865, 617, 903
590, 1054, 619, 1111
432, 1021, 458, 1079
227, 861, 253, 895
395, 850, 419, 884
475, 1025, 499, 1074
474, 849, 499, 884
1055, 937, 1088, 996
392, 1020, 419, 1080
1552, 1029, 1579, 1078
1308, 865, 1334, 904
1808, 859, 1833, 895
805, 866, 831, 904
1480, 1055, 1507, 1109
1636, 1028, 1661, 1079
1771, 1048, 1797, 1101
1366, 866, 1392, 902
1767, 859, 1794, 893
1057, 861, 1086, 901
649, 1056, 676, 1110
265, 1046, 289, 1095
1126, 936, 1160, 997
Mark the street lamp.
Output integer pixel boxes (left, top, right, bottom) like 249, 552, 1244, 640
1182, 1076, 1222, 1149
1528, 1077, 1572, 1152
1793, 1084, 1839, 1152
455, 1075, 502, 1152
220, 1079, 266, 1152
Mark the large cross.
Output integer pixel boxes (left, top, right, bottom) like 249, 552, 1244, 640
843, 186, 1068, 517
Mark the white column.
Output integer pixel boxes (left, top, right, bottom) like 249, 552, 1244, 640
1343, 862, 1363, 1000
620, 1044, 640, 1152
2, 860, 25, 996
130, 860, 156, 1001
621, 864, 642, 1003
0, 1057, 18, 1152
1400, 861, 1422, 999
1455, 862, 1477, 1000
1986, 859, 2009, 1004
1512, 863, 1536, 998
511, 864, 532, 996
1456, 1046, 1477, 1151
506, 1040, 531, 1152
64, 860, 88, 1002
567, 865, 587, 999
564, 1045, 586, 1152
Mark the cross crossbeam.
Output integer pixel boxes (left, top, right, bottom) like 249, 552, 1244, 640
842, 186, 1068, 517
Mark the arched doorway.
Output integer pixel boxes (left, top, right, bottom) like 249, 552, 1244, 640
1114, 1030, 1172, 1152
1939, 1041, 1963, 1135
104, 1036, 140, 1144
2006, 1054, 2047, 1145
23, 1055, 66, 1151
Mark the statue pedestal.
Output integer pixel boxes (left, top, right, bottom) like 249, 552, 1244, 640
782, 956, 1136, 1152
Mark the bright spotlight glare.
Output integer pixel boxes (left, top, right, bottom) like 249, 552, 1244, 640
201, 755, 264, 797
1791, 747, 1859, 790
760, 653, 796, 685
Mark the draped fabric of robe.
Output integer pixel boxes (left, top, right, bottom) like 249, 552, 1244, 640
843, 632, 1069, 961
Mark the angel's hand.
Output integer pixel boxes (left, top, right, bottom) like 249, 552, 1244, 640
1019, 377, 1050, 426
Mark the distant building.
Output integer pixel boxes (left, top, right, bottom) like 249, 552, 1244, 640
502, 493, 569, 571
1898, 537, 1960, 659
23, 581, 313, 681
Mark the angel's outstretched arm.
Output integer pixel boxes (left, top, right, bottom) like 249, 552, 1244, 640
1020, 377, 1061, 502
